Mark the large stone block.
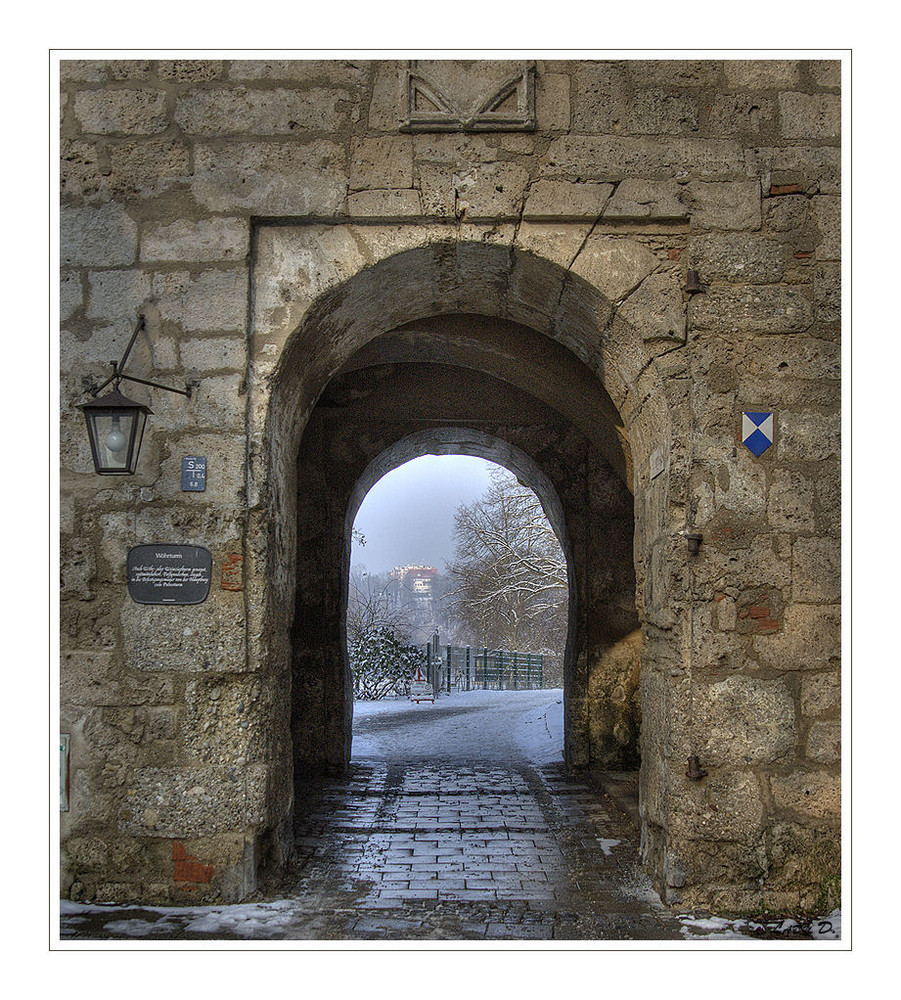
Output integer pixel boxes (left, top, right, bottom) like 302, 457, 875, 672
617, 268, 686, 345
569, 62, 629, 132
87, 268, 151, 322
61, 203, 137, 267
61, 270, 83, 320
752, 604, 840, 670
174, 87, 351, 135
770, 770, 840, 821
672, 769, 766, 841
535, 71, 570, 130
152, 268, 248, 333
141, 218, 250, 263
349, 136, 413, 191
178, 335, 246, 374
689, 232, 784, 283
806, 720, 841, 764
523, 180, 613, 219
454, 161, 530, 218
604, 179, 687, 220
543, 135, 747, 181
183, 675, 262, 767
346, 189, 422, 216
60, 138, 106, 200
793, 536, 841, 603
810, 196, 841, 260
706, 93, 776, 136
713, 457, 768, 515
767, 469, 817, 532
723, 60, 801, 89
569, 234, 658, 303
106, 138, 192, 199
693, 675, 797, 766
627, 60, 722, 88
808, 61, 841, 88
227, 60, 368, 85
765, 820, 841, 909
119, 766, 259, 836
801, 671, 841, 717
777, 410, 840, 461
192, 141, 347, 215
690, 180, 761, 231
73, 88, 169, 134
779, 92, 841, 139
689, 285, 813, 333
151, 373, 245, 433
157, 60, 225, 83
121, 599, 247, 674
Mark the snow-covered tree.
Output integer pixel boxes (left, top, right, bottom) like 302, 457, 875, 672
447, 469, 568, 655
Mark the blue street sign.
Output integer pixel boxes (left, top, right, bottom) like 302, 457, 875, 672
181, 456, 207, 491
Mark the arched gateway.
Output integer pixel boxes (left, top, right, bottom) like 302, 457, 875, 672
249, 233, 690, 898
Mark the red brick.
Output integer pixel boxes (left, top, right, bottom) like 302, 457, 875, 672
770, 183, 804, 195
173, 840, 215, 883
174, 857, 215, 883
748, 605, 770, 619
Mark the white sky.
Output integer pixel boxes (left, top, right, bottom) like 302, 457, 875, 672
350, 455, 500, 575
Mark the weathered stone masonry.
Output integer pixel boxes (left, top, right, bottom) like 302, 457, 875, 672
60, 58, 841, 913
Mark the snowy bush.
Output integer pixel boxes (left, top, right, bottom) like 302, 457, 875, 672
349, 626, 427, 701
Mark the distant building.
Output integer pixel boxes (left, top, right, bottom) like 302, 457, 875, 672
391, 565, 437, 611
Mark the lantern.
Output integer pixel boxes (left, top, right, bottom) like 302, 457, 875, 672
77, 314, 192, 476
79, 388, 152, 475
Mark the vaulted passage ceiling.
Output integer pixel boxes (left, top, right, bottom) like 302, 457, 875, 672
328, 314, 630, 486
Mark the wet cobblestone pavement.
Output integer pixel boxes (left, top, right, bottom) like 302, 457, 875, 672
277, 759, 683, 941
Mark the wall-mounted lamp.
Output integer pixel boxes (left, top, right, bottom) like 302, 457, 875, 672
79, 315, 193, 476
683, 269, 707, 295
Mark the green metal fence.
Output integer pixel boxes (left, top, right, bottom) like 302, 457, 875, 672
425, 643, 555, 693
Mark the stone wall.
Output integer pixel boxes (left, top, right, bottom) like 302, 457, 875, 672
60, 57, 841, 911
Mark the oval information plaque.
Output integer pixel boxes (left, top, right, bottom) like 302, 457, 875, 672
127, 545, 212, 605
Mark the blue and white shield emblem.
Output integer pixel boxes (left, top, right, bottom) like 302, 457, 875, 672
741, 411, 774, 456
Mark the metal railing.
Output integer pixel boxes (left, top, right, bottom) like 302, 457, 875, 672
425, 642, 556, 694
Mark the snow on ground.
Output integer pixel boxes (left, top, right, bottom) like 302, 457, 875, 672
678, 910, 841, 941
351, 687, 565, 763
60, 898, 310, 940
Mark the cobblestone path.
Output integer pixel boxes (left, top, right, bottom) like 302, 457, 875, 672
276, 758, 683, 941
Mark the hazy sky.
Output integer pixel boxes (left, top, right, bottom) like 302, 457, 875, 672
350, 455, 499, 575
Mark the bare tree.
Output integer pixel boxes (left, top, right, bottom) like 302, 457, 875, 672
447, 469, 568, 655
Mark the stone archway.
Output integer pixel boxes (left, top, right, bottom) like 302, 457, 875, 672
250, 233, 686, 892
291, 374, 639, 783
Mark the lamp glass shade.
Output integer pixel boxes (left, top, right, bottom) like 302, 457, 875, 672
80, 389, 151, 475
